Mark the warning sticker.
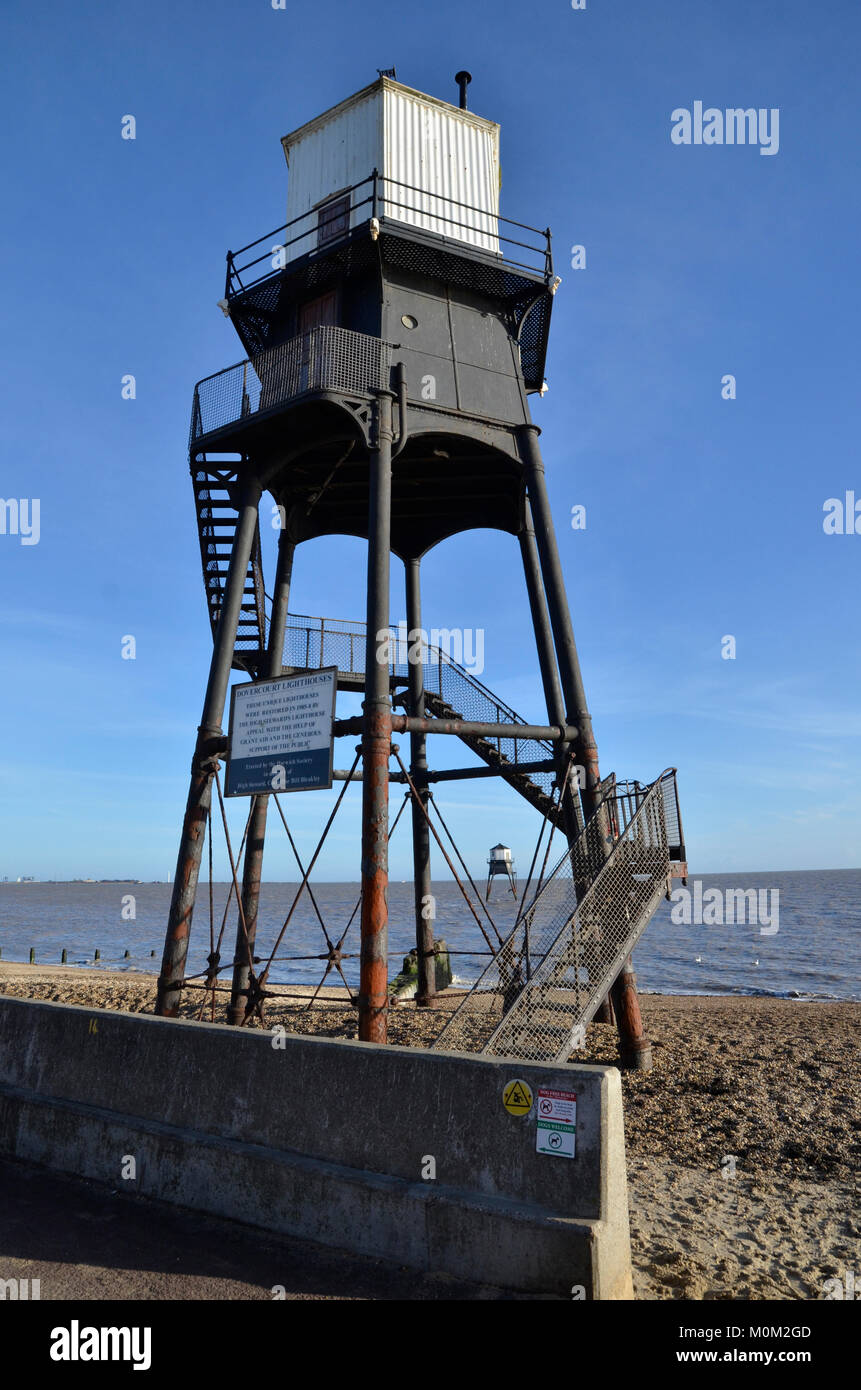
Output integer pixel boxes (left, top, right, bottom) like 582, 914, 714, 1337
536, 1087, 577, 1157
502, 1079, 533, 1116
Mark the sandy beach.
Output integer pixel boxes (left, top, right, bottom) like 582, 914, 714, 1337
1, 963, 858, 1300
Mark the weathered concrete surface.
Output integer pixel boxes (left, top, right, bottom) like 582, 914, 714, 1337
0, 997, 633, 1298
0, 1158, 517, 1300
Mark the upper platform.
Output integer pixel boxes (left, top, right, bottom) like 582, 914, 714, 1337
221, 172, 555, 394
186, 77, 560, 556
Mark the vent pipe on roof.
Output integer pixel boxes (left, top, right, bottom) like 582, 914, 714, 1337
455, 71, 472, 109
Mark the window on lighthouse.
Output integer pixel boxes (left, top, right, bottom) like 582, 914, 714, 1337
317, 193, 350, 248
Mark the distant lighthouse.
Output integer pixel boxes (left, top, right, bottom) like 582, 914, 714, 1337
486, 843, 516, 901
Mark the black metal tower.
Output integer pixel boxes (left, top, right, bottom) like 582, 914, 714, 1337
156, 73, 669, 1064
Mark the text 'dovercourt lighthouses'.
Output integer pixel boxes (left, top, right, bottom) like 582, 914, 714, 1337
156, 71, 687, 1068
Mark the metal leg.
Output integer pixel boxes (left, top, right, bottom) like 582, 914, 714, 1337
519, 498, 566, 732
519, 499, 583, 847
358, 394, 394, 1043
519, 426, 651, 1068
593, 995, 616, 1026
157, 476, 262, 1017
519, 425, 601, 814
227, 531, 296, 1025
610, 956, 652, 1069
405, 556, 436, 1006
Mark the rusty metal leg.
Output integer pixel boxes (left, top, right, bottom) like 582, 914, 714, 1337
593, 995, 616, 1025
520, 425, 650, 1066
156, 476, 262, 1018
227, 530, 297, 1025
610, 956, 653, 1070
227, 793, 267, 1025
358, 394, 393, 1043
405, 555, 435, 1006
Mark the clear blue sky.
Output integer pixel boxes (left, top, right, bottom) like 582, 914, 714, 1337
1, 0, 859, 881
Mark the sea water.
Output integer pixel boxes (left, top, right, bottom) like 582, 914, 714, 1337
0, 870, 858, 1001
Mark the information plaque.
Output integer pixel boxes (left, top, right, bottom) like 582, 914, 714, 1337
225, 669, 337, 796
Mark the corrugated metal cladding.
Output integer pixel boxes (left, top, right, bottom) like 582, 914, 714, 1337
284, 87, 382, 258
382, 85, 500, 254
281, 79, 500, 262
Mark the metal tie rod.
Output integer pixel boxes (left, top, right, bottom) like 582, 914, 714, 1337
332, 715, 579, 742
333, 759, 557, 783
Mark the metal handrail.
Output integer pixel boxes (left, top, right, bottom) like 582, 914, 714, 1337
227, 192, 377, 294
280, 613, 560, 792
283, 613, 527, 728
225, 171, 553, 297
481, 778, 671, 1059
432, 768, 679, 1061
380, 173, 545, 237
229, 175, 376, 260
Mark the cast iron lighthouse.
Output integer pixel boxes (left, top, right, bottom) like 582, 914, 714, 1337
156, 72, 684, 1066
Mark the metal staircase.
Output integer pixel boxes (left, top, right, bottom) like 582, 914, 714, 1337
191, 458, 267, 673
281, 614, 573, 830
419, 689, 568, 826
432, 770, 683, 1062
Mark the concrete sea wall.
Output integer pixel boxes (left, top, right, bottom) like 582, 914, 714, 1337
0, 996, 633, 1298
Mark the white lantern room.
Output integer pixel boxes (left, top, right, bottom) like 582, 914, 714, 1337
280, 76, 501, 263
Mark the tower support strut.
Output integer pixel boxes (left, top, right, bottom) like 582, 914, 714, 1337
520, 425, 652, 1069
358, 393, 394, 1043
227, 529, 296, 1025
157, 476, 262, 1018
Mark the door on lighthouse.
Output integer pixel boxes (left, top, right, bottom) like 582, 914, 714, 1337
298, 290, 338, 392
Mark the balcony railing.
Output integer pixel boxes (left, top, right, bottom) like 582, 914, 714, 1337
224, 172, 553, 299
190, 327, 392, 443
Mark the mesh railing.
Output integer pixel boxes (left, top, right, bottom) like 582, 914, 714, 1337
431, 772, 677, 1061
283, 615, 560, 807
659, 768, 686, 861
190, 328, 393, 443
